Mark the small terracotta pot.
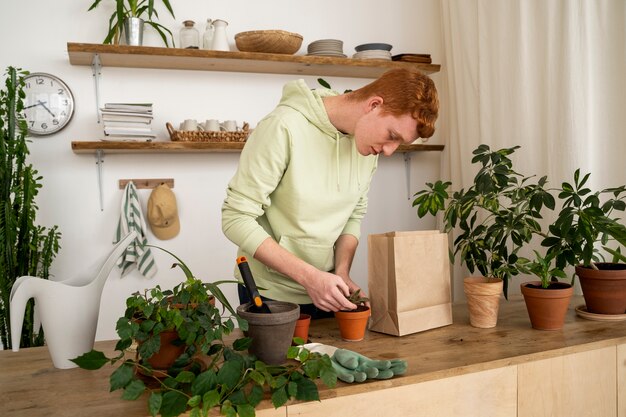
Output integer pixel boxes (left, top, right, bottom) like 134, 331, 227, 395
237, 301, 300, 365
520, 281, 574, 330
144, 330, 185, 370
293, 313, 311, 344
463, 277, 503, 328
576, 263, 626, 315
334, 306, 370, 341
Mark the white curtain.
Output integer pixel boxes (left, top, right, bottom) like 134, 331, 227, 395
440, 0, 626, 300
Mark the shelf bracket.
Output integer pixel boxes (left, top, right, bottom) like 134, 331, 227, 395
91, 54, 102, 124
96, 149, 104, 211
404, 152, 412, 200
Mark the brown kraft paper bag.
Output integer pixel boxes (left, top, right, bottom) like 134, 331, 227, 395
368, 230, 452, 336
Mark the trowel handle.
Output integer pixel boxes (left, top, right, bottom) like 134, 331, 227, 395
236, 256, 263, 308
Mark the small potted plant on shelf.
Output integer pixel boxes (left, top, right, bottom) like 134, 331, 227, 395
88, 0, 176, 46
72, 247, 336, 417
516, 250, 572, 330
413, 144, 555, 328
542, 169, 626, 316
334, 289, 370, 341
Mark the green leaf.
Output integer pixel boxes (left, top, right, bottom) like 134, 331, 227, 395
148, 392, 162, 417
160, 391, 189, 417
249, 369, 265, 386
71, 349, 109, 370
116, 317, 134, 339
232, 337, 252, 351
271, 387, 289, 408
176, 370, 196, 383
202, 390, 221, 411
191, 370, 217, 396
317, 78, 331, 89
217, 359, 242, 389
110, 363, 134, 391
287, 381, 298, 397
187, 395, 201, 408
247, 385, 264, 407
121, 379, 145, 400
138, 334, 161, 359
295, 378, 319, 402
236, 404, 256, 417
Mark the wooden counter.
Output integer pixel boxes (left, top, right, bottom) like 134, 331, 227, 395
1, 296, 625, 417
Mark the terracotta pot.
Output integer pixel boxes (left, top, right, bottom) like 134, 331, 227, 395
293, 313, 311, 344
576, 263, 626, 315
144, 330, 185, 370
463, 277, 503, 328
520, 281, 574, 330
236, 301, 300, 365
334, 305, 370, 341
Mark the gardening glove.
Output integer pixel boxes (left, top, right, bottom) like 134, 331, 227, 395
332, 348, 408, 383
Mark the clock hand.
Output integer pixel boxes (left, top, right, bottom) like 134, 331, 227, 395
38, 100, 56, 117
24, 101, 47, 110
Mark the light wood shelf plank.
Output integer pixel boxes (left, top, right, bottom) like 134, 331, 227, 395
67, 42, 440, 78
71, 140, 444, 154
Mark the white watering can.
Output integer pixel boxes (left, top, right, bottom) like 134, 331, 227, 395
10, 231, 138, 369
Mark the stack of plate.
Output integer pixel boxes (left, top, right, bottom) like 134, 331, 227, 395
352, 42, 393, 60
307, 39, 346, 57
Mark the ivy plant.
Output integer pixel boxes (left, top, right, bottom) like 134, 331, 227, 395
72, 246, 336, 417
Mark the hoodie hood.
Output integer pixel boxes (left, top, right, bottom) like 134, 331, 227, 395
277, 80, 341, 139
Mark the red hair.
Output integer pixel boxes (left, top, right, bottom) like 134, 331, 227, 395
347, 69, 439, 138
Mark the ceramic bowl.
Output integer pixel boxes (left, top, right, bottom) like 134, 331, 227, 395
355, 43, 393, 52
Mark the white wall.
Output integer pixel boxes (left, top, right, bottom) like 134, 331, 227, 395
0, 0, 445, 340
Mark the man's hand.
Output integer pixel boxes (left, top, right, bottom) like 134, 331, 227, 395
301, 270, 357, 312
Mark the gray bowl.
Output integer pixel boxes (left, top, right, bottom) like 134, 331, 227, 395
355, 43, 392, 52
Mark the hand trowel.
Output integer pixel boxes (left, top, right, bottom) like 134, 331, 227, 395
237, 256, 272, 314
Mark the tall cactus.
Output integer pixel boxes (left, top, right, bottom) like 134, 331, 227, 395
0, 67, 61, 349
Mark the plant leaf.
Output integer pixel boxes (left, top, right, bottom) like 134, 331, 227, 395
160, 391, 189, 417
148, 392, 162, 417
121, 379, 146, 400
70, 349, 109, 370
110, 363, 134, 391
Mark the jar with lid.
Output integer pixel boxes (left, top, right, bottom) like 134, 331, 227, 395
179, 20, 199, 49
202, 19, 214, 50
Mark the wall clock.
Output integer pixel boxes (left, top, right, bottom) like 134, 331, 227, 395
23, 72, 75, 136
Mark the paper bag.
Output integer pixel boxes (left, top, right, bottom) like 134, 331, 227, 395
368, 230, 452, 336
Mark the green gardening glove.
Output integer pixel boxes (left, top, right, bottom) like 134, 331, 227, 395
331, 348, 407, 383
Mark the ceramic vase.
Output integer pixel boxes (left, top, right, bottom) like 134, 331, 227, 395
463, 277, 503, 328
236, 301, 299, 365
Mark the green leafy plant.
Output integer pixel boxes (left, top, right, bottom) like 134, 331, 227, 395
541, 169, 626, 270
88, 0, 176, 46
412, 144, 555, 298
72, 246, 336, 417
346, 289, 369, 306
0, 67, 61, 349
516, 250, 568, 289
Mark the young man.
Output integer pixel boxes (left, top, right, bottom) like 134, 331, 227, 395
222, 68, 439, 318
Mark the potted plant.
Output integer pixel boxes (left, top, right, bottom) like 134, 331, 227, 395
0, 67, 61, 350
542, 169, 626, 315
88, 0, 176, 46
413, 144, 555, 328
516, 250, 573, 330
334, 290, 370, 341
72, 247, 337, 417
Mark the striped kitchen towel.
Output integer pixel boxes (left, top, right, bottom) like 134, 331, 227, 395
114, 181, 157, 278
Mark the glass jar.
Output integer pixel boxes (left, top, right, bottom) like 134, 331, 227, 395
179, 20, 199, 49
202, 19, 214, 50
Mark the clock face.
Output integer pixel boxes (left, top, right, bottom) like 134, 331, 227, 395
23, 73, 75, 136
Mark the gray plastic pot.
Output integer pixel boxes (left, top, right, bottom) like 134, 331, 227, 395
236, 301, 300, 365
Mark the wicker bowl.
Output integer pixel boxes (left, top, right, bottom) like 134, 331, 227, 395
235, 30, 303, 54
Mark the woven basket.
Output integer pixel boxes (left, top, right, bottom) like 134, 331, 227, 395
235, 30, 303, 54
166, 122, 250, 142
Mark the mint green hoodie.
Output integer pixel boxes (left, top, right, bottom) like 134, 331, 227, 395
222, 79, 378, 304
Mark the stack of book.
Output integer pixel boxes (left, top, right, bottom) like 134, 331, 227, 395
100, 103, 155, 141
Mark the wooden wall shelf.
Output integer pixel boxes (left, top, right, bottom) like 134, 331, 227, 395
67, 43, 440, 78
71, 141, 444, 154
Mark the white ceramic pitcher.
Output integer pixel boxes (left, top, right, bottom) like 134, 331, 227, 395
210, 19, 230, 51
10, 231, 138, 369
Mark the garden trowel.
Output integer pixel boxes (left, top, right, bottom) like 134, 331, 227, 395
237, 256, 272, 314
